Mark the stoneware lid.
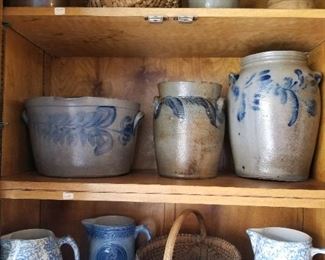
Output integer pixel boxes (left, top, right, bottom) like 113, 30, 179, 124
241, 51, 307, 67
158, 81, 222, 98
25, 96, 140, 111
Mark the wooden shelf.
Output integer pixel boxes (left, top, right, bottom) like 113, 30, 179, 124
3, 7, 325, 57
1, 170, 325, 208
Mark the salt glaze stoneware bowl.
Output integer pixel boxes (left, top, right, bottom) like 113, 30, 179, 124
247, 227, 325, 260
184, 0, 239, 8
154, 81, 225, 179
228, 51, 322, 181
1, 229, 80, 260
24, 97, 144, 177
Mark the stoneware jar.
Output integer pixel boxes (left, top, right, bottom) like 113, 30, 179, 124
267, 0, 315, 9
247, 227, 325, 259
82, 215, 152, 260
228, 51, 322, 181
154, 81, 225, 179
0, 229, 80, 260
5, 0, 68, 6
24, 97, 144, 177
183, 0, 239, 8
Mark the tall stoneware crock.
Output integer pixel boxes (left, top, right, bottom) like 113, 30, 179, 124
228, 51, 322, 181
154, 81, 225, 179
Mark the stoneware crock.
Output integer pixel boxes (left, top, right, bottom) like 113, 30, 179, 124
183, 0, 239, 8
228, 51, 322, 181
0, 229, 80, 260
5, 0, 68, 6
24, 96, 144, 177
247, 227, 325, 260
267, 0, 315, 8
154, 81, 225, 179
82, 215, 152, 260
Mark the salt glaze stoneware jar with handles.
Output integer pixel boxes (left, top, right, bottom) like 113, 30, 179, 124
247, 227, 325, 260
24, 97, 144, 177
82, 215, 152, 260
0, 229, 80, 260
154, 81, 225, 179
228, 51, 322, 181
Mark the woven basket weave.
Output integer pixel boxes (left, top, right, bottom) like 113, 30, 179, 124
136, 210, 241, 260
88, 0, 180, 7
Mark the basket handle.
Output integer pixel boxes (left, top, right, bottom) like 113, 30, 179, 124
163, 209, 207, 260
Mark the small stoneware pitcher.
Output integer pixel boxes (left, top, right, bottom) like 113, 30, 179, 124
82, 215, 152, 260
0, 229, 80, 260
247, 227, 325, 260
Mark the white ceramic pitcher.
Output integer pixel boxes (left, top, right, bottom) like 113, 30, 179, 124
247, 227, 325, 260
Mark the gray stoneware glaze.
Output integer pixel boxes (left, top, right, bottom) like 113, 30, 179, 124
24, 97, 144, 177
183, 0, 239, 8
82, 215, 151, 260
154, 81, 225, 179
5, 0, 68, 6
247, 227, 325, 260
228, 51, 322, 181
1, 229, 80, 260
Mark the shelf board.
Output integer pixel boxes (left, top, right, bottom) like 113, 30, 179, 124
1, 170, 325, 208
3, 7, 325, 57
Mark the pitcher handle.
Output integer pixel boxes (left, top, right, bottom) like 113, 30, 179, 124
133, 112, 144, 132
311, 247, 325, 257
135, 225, 152, 241
57, 236, 80, 260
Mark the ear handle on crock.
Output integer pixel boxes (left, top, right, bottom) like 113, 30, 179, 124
312, 72, 323, 86
22, 110, 28, 125
229, 73, 239, 88
133, 112, 144, 132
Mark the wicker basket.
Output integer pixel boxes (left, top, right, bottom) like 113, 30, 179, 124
88, 0, 180, 7
136, 210, 241, 260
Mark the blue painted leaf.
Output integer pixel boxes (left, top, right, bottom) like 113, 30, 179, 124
260, 75, 271, 81
164, 97, 185, 119
259, 70, 270, 75
245, 73, 256, 86
295, 69, 304, 87
286, 89, 299, 127
237, 93, 246, 122
96, 106, 117, 128
232, 85, 240, 101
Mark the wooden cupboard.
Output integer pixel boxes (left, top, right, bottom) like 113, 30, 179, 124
0, 1, 325, 259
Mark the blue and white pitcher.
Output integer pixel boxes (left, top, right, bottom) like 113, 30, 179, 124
82, 215, 152, 260
247, 227, 325, 260
0, 229, 80, 260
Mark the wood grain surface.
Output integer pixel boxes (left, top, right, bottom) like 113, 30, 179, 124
4, 8, 325, 57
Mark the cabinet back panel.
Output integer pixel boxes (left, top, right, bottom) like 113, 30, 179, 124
39, 201, 306, 260
45, 57, 240, 170
1, 29, 43, 176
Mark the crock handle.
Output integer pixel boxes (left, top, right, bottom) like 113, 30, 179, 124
22, 110, 28, 125
311, 247, 325, 257
312, 72, 323, 86
133, 112, 144, 132
229, 73, 239, 87
135, 225, 152, 241
57, 236, 80, 260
